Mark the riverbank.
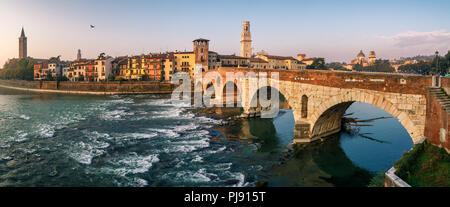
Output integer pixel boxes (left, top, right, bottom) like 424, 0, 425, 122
393, 141, 450, 187
0, 79, 175, 95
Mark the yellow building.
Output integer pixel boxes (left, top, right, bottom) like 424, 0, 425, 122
118, 56, 143, 80
255, 54, 306, 70
249, 58, 269, 69
163, 53, 175, 81
174, 51, 196, 77
219, 55, 249, 67
116, 57, 129, 80
68, 59, 93, 81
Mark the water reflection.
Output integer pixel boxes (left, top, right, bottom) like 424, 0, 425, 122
221, 102, 413, 187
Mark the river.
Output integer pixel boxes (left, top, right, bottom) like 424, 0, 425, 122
0, 87, 413, 187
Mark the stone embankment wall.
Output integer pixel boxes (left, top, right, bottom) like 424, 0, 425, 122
0, 80, 175, 94
384, 167, 411, 187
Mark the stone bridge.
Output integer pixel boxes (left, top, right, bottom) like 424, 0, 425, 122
197, 67, 434, 145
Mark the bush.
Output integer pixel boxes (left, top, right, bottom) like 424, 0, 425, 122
394, 142, 425, 179
394, 141, 450, 186
367, 172, 385, 187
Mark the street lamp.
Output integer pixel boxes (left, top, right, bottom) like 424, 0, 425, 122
435, 51, 440, 75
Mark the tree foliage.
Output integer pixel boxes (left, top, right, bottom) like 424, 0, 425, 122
398, 61, 433, 75
326, 62, 351, 71
108, 74, 115, 81
306, 58, 327, 70
0, 58, 36, 80
398, 51, 450, 75
354, 59, 395, 73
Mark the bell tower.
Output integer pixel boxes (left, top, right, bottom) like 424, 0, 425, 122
193, 38, 209, 72
369, 51, 376, 65
240, 21, 252, 58
19, 27, 27, 59
77, 49, 82, 61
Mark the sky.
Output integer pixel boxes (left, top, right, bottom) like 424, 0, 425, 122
1, 0, 450, 66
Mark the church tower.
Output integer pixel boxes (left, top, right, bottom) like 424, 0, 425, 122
240, 21, 252, 58
369, 51, 376, 65
19, 27, 27, 59
77, 49, 82, 61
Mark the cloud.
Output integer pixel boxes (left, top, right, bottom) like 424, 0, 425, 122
376, 30, 450, 48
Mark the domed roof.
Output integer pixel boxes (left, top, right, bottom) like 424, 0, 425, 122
357, 50, 365, 58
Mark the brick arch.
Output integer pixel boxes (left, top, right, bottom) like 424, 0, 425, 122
310, 92, 422, 143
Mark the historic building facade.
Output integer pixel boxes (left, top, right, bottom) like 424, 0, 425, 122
255, 54, 306, 70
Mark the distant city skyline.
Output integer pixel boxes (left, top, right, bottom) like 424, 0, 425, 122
1, 0, 449, 66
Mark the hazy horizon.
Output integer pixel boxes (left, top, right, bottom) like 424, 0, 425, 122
1, 0, 449, 66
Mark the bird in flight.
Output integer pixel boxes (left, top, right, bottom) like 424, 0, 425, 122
90, 25, 95, 29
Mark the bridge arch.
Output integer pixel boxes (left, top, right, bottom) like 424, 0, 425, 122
310, 92, 423, 144
222, 81, 242, 107
245, 85, 293, 117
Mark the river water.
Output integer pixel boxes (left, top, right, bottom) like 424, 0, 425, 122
0, 87, 413, 187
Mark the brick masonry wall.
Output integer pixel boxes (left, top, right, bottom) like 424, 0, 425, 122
56, 82, 174, 93
440, 77, 450, 88
0, 80, 40, 89
440, 77, 450, 95
424, 90, 450, 152
214, 68, 433, 95
0, 80, 175, 94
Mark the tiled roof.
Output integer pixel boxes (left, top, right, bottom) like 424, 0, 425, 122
219, 55, 249, 60
175, 51, 194, 54
262, 55, 297, 61
249, 58, 268, 63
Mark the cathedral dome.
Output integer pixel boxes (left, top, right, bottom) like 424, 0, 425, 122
357, 50, 365, 58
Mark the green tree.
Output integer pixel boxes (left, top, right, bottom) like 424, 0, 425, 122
141, 74, 149, 81
431, 54, 449, 75
0, 58, 36, 80
326, 62, 350, 71
355, 59, 395, 73
398, 61, 432, 75
46, 71, 54, 81
353, 63, 364, 71
108, 74, 115, 81
306, 58, 327, 70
